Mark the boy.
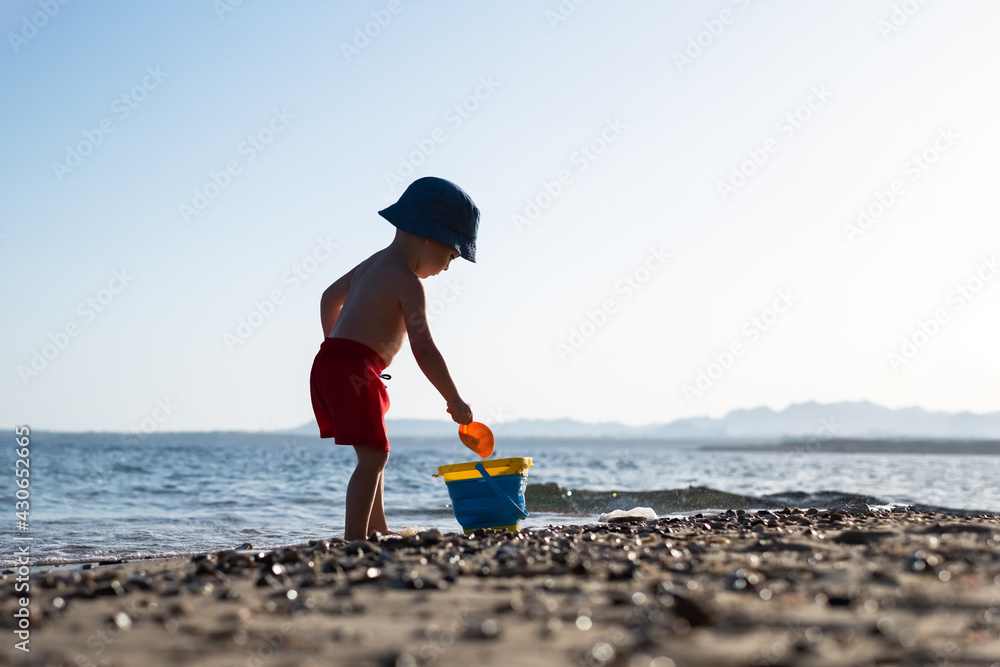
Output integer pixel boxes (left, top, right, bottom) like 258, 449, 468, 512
310, 176, 478, 540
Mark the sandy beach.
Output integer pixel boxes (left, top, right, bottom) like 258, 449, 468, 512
4, 507, 1000, 667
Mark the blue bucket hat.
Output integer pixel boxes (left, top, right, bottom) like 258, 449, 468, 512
378, 177, 480, 263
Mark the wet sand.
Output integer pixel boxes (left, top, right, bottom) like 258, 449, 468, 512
3, 508, 1000, 667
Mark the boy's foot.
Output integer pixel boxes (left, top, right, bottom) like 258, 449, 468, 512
368, 529, 402, 540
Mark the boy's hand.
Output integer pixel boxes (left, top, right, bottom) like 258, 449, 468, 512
446, 400, 473, 425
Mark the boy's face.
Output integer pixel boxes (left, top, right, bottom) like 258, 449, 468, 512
418, 239, 460, 278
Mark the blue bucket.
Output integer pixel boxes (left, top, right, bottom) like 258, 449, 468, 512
434, 458, 532, 533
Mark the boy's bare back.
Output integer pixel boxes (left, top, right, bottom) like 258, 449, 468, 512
326, 249, 411, 365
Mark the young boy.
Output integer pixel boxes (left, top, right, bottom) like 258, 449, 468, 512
310, 176, 479, 540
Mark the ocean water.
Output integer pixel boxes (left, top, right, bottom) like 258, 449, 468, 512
4, 432, 1000, 568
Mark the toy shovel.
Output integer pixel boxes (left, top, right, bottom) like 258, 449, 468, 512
459, 421, 494, 458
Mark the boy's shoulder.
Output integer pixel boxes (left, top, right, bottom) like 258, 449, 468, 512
355, 249, 421, 292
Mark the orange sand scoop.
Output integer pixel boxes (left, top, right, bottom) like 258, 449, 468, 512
458, 421, 494, 458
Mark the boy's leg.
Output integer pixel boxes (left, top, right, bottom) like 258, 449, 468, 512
344, 445, 389, 540
367, 470, 390, 537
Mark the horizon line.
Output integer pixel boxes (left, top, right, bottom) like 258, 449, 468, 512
10, 398, 1000, 436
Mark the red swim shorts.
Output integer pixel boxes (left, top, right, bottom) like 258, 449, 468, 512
309, 337, 391, 451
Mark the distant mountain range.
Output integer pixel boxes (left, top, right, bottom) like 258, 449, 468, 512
280, 401, 1000, 441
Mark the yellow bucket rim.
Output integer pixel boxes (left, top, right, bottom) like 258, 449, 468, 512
433, 457, 532, 481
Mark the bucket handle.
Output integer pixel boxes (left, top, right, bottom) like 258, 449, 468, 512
475, 463, 528, 519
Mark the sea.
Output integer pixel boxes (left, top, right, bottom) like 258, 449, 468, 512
5, 431, 1000, 569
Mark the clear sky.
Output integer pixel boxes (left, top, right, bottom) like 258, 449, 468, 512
3, 1, 999, 433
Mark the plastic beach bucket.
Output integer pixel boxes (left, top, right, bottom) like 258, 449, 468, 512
433, 457, 532, 533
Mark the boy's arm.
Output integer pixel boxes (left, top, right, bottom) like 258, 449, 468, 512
319, 267, 356, 336
399, 276, 473, 424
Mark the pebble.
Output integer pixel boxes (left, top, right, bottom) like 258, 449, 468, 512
833, 530, 899, 545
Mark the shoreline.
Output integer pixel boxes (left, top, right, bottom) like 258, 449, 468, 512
4, 507, 999, 666
12, 487, 1000, 571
